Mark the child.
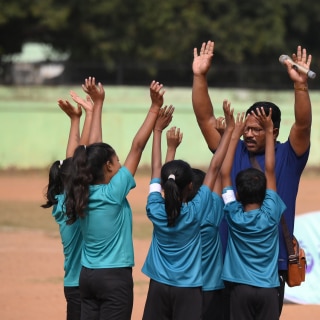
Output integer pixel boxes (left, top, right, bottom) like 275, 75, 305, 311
220, 109, 286, 320
142, 100, 234, 320
64, 80, 165, 320
41, 83, 97, 320
165, 123, 225, 320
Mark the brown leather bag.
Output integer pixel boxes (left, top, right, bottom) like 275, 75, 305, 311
286, 235, 307, 287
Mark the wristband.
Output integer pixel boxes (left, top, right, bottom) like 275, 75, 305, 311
294, 84, 308, 91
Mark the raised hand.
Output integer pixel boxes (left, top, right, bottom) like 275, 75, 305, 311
251, 107, 273, 131
58, 99, 82, 119
222, 99, 235, 131
82, 77, 105, 103
150, 80, 165, 108
70, 91, 94, 114
154, 105, 174, 132
166, 126, 183, 150
192, 41, 214, 76
286, 46, 312, 84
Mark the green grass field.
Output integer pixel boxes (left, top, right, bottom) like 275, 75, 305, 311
1, 85, 319, 169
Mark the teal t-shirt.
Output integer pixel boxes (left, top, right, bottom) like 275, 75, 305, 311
222, 189, 286, 288
80, 166, 136, 268
201, 192, 224, 291
142, 180, 214, 287
52, 194, 83, 287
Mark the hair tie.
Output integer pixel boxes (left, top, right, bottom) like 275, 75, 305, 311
168, 174, 175, 181
59, 160, 63, 166
84, 145, 87, 150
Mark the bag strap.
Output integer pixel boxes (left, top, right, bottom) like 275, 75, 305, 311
249, 153, 296, 261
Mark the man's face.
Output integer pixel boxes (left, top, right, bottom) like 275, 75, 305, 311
243, 114, 267, 153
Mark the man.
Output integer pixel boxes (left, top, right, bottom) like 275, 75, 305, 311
192, 40, 312, 316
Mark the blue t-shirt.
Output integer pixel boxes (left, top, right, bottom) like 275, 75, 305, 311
142, 179, 214, 287
219, 139, 309, 270
80, 166, 136, 269
201, 192, 224, 291
222, 189, 286, 288
52, 194, 83, 287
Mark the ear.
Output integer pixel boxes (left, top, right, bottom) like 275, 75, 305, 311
236, 191, 240, 201
188, 182, 193, 192
106, 160, 113, 172
273, 127, 279, 139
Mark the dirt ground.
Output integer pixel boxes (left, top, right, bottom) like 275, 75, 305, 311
0, 171, 319, 320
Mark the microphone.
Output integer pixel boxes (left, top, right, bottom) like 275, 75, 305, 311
279, 55, 316, 79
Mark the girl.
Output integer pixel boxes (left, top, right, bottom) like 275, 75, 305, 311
64, 80, 165, 320
142, 100, 235, 320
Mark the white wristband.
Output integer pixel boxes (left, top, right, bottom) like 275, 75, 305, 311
149, 183, 161, 194
222, 189, 236, 204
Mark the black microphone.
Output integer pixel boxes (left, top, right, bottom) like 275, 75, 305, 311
279, 54, 316, 79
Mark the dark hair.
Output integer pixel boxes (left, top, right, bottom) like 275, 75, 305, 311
41, 158, 72, 208
65, 142, 116, 224
186, 168, 206, 202
161, 160, 193, 227
246, 101, 281, 129
235, 168, 266, 206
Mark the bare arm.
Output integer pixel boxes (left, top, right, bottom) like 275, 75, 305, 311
203, 100, 235, 190
192, 40, 222, 151
58, 99, 82, 158
69, 91, 94, 146
124, 80, 164, 175
220, 112, 246, 190
165, 126, 183, 163
285, 46, 312, 156
151, 106, 174, 179
82, 77, 105, 144
252, 108, 276, 191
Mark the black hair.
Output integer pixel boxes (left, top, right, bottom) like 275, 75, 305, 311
246, 101, 281, 129
41, 158, 72, 208
235, 168, 266, 206
161, 160, 193, 227
65, 142, 116, 224
186, 168, 206, 202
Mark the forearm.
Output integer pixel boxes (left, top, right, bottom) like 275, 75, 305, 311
124, 107, 160, 174
293, 84, 312, 128
192, 75, 221, 150
80, 112, 93, 145
66, 118, 81, 158
88, 102, 103, 144
165, 147, 176, 163
220, 136, 237, 188
151, 130, 162, 179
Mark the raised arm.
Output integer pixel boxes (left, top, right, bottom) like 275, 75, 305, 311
69, 90, 94, 146
58, 99, 82, 158
151, 106, 174, 179
124, 80, 164, 175
165, 126, 183, 163
192, 40, 222, 151
81, 77, 105, 144
284, 46, 312, 156
220, 112, 246, 189
203, 100, 235, 190
252, 108, 276, 191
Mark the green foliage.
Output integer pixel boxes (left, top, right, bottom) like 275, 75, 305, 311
0, 0, 319, 74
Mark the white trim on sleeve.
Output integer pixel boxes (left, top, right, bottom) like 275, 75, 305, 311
222, 189, 236, 204
149, 183, 162, 194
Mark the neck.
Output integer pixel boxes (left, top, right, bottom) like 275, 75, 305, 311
243, 203, 261, 211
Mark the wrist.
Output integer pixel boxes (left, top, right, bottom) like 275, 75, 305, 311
294, 83, 308, 92
149, 106, 160, 114
154, 128, 162, 132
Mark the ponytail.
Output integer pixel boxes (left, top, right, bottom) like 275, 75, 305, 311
65, 143, 116, 224
161, 160, 193, 227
